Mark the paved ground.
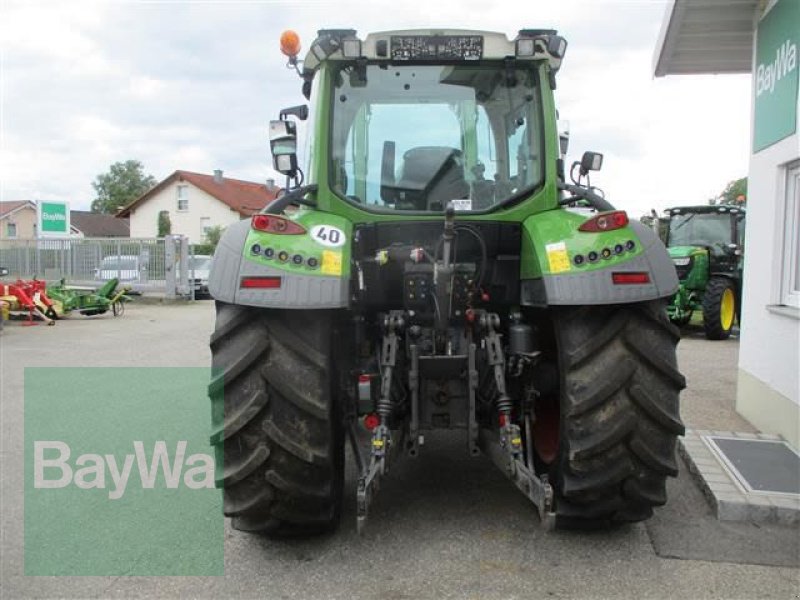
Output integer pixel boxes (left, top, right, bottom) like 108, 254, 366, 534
1, 302, 798, 599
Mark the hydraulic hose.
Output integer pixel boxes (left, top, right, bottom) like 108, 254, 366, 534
263, 184, 318, 214
557, 182, 615, 212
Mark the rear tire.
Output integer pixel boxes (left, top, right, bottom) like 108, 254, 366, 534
702, 277, 736, 340
209, 302, 344, 536
550, 300, 685, 527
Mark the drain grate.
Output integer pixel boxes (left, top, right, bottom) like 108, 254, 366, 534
706, 437, 800, 495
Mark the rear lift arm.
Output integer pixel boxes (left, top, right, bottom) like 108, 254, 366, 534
351, 308, 554, 533
356, 311, 407, 534
478, 312, 554, 525
351, 203, 553, 533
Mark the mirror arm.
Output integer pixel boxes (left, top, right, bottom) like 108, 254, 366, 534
263, 184, 318, 215
557, 182, 615, 212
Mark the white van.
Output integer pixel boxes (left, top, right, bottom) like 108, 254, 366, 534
95, 255, 144, 284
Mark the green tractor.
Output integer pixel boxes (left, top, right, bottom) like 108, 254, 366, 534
207, 28, 685, 535
665, 205, 746, 339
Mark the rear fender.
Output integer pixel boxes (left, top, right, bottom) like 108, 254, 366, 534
208, 213, 351, 309
521, 214, 679, 306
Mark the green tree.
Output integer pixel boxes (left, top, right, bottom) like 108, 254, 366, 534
157, 210, 171, 237
193, 226, 226, 255
91, 160, 157, 214
711, 177, 747, 205
204, 225, 224, 250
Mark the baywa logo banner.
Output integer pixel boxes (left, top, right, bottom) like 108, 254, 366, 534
753, 0, 799, 151
24, 368, 224, 576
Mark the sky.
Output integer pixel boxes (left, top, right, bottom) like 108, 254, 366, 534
0, 0, 752, 218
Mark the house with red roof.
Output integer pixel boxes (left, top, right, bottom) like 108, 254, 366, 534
117, 170, 280, 243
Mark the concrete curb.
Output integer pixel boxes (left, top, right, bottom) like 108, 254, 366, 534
680, 429, 800, 525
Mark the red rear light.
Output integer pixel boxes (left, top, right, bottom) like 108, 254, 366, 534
364, 413, 380, 430
612, 272, 650, 285
240, 276, 282, 289
251, 214, 306, 235
578, 210, 629, 233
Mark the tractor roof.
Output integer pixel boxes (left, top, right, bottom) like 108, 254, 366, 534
666, 205, 746, 215
300, 28, 567, 79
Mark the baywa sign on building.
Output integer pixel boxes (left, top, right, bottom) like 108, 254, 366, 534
754, 0, 799, 152
37, 200, 70, 237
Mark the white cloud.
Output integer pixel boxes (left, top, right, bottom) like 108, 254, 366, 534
0, 0, 752, 216
557, 46, 751, 216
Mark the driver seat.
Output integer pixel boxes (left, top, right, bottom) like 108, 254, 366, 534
395, 146, 470, 210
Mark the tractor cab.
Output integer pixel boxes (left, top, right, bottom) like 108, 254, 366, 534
665, 205, 746, 338
269, 28, 569, 218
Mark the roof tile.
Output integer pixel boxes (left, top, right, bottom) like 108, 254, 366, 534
117, 170, 279, 217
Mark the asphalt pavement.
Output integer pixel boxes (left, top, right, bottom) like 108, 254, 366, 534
1, 302, 797, 599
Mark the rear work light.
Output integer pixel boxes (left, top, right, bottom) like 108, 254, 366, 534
612, 272, 650, 285
251, 214, 306, 235
578, 210, 629, 233
240, 276, 282, 289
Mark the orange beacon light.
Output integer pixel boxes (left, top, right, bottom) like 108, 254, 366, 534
280, 30, 301, 58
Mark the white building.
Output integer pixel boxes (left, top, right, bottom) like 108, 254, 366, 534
654, 0, 799, 447
118, 170, 279, 244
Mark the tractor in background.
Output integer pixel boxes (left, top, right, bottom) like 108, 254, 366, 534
665, 205, 746, 339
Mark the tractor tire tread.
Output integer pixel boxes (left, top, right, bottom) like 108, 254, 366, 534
552, 300, 684, 527
702, 277, 736, 340
209, 302, 343, 537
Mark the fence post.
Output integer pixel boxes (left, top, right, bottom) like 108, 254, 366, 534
165, 235, 177, 299
177, 236, 189, 298
35, 238, 41, 277
116, 238, 122, 283
23, 240, 28, 277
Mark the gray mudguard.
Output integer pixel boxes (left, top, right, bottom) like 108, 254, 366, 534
208, 219, 349, 309
521, 221, 679, 306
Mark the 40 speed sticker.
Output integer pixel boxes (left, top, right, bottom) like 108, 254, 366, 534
310, 224, 346, 248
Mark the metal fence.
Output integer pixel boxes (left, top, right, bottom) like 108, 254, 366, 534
0, 236, 191, 296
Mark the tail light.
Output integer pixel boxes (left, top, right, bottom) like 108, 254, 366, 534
363, 413, 380, 431
251, 214, 306, 235
240, 276, 282, 289
612, 272, 650, 285
578, 210, 629, 233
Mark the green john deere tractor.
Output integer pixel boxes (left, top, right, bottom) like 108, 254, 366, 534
665, 205, 746, 339
207, 28, 685, 535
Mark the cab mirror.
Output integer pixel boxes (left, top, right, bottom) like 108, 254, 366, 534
269, 120, 298, 177
727, 243, 742, 256
579, 151, 603, 175
557, 119, 570, 156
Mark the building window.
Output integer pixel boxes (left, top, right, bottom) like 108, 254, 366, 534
177, 185, 189, 211
200, 217, 211, 238
6, 222, 17, 238
782, 161, 800, 308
